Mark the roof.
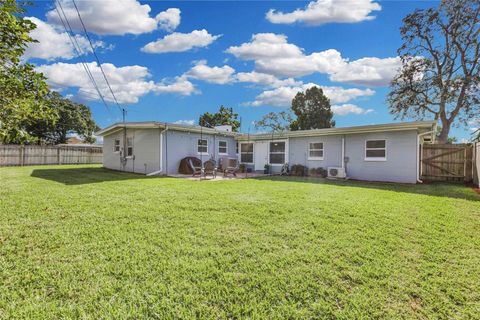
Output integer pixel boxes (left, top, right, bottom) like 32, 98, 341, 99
238, 121, 436, 140
95, 121, 239, 137
97, 120, 436, 140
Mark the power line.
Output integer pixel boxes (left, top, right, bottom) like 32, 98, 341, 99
71, 0, 124, 115
53, 0, 110, 110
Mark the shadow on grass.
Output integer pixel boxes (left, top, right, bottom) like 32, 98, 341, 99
31, 167, 151, 185
253, 175, 480, 202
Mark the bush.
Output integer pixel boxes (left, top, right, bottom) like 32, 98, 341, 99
239, 163, 246, 173
290, 164, 307, 176
316, 167, 327, 178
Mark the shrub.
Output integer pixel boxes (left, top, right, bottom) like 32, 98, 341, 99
316, 167, 327, 178
290, 164, 307, 176
239, 163, 246, 173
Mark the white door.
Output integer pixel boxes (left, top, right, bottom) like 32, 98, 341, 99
254, 141, 269, 171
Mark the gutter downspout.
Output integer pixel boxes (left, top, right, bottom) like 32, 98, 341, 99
416, 130, 434, 183
146, 124, 169, 176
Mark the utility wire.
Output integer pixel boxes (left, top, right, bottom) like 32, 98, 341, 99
53, 0, 110, 111
71, 0, 123, 114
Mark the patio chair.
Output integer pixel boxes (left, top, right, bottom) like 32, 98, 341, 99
223, 158, 239, 177
202, 159, 217, 178
187, 158, 202, 177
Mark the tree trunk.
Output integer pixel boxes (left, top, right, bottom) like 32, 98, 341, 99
437, 120, 451, 143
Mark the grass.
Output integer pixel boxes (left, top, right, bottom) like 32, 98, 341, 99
0, 165, 479, 319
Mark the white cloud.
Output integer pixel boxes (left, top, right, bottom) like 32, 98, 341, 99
248, 83, 374, 107
141, 29, 220, 54
266, 0, 381, 25
227, 33, 400, 86
156, 8, 181, 32
23, 17, 105, 61
36, 62, 196, 104
331, 104, 374, 116
185, 60, 235, 84
174, 119, 195, 126
468, 119, 480, 132
235, 71, 301, 88
329, 57, 401, 86
226, 33, 303, 60
46, 0, 160, 36
321, 86, 375, 104
153, 75, 198, 96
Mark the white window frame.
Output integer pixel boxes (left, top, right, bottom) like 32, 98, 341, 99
364, 139, 387, 161
113, 138, 120, 153
269, 140, 286, 166
240, 142, 254, 164
308, 142, 324, 160
126, 137, 133, 158
197, 139, 208, 155
218, 140, 228, 155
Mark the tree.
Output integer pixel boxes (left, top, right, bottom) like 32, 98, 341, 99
388, 0, 480, 143
255, 111, 293, 133
290, 86, 335, 130
0, 0, 57, 144
198, 106, 241, 132
27, 92, 99, 145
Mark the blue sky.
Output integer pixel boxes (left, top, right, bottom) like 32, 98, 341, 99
25, 0, 471, 140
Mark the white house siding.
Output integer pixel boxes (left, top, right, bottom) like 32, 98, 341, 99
344, 130, 418, 183
102, 128, 161, 174
288, 135, 343, 169
161, 130, 237, 175
288, 130, 418, 183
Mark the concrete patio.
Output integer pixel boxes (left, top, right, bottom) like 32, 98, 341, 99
168, 172, 268, 181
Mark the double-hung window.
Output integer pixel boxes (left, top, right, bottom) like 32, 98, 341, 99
308, 142, 324, 160
197, 139, 208, 154
114, 139, 120, 152
365, 139, 386, 161
269, 141, 285, 164
126, 137, 133, 157
218, 141, 228, 155
240, 143, 253, 163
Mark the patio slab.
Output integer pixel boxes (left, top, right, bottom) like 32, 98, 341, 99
168, 172, 268, 181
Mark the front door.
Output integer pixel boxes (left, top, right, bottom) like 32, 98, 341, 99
254, 141, 268, 171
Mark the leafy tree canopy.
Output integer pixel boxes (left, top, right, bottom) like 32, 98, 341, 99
28, 92, 99, 145
388, 0, 480, 143
199, 106, 241, 132
290, 86, 335, 131
255, 111, 293, 133
0, 0, 56, 144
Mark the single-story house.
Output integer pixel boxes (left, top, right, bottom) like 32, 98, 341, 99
96, 120, 436, 184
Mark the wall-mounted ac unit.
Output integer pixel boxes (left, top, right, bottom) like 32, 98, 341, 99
327, 167, 346, 178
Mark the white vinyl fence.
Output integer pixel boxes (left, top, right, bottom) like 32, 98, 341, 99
0, 145, 102, 166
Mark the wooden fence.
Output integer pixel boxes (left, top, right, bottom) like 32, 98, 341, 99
0, 145, 102, 166
474, 142, 480, 187
420, 143, 473, 183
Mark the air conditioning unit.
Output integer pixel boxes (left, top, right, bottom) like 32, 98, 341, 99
327, 167, 346, 179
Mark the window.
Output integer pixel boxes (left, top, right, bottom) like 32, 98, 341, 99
308, 142, 324, 160
126, 137, 133, 157
365, 139, 386, 161
269, 141, 285, 164
218, 141, 228, 154
236, 142, 239, 154
114, 139, 120, 152
197, 139, 208, 154
240, 143, 253, 163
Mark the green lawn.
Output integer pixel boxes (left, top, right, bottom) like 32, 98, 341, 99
1, 165, 479, 319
